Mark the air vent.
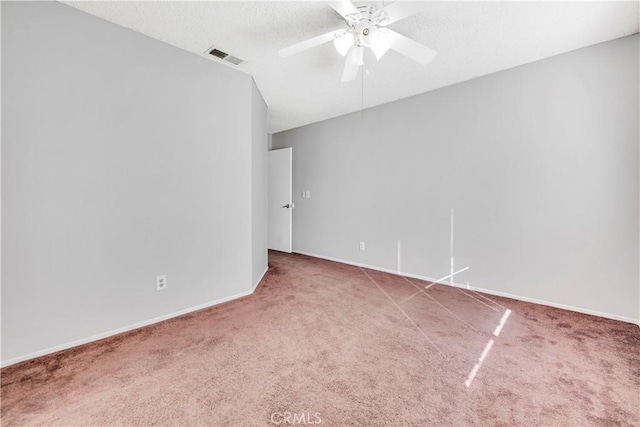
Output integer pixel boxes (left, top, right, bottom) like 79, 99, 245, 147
206, 46, 244, 66
208, 48, 228, 59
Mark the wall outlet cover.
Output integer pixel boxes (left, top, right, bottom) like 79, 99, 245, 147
156, 275, 167, 291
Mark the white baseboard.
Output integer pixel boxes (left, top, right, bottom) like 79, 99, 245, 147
1, 287, 258, 368
253, 266, 269, 291
294, 250, 639, 325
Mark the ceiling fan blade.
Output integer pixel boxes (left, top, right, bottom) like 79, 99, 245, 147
341, 47, 361, 82
387, 29, 437, 65
279, 30, 344, 57
376, 1, 427, 26
328, 0, 359, 19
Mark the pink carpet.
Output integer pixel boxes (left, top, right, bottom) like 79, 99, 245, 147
2, 251, 639, 426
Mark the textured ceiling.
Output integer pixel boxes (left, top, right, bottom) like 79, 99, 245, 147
63, 1, 639, 133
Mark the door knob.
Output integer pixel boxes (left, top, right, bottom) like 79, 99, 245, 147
281, 203, 294, 209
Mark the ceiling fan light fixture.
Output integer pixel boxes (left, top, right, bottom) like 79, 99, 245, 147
346, 45, 364, 66
334, 32, 355, 56
370, 29, 391, 60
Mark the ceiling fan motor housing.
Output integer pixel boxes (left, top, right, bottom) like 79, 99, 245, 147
347, 5, 382, 47
357, 22, 379, 47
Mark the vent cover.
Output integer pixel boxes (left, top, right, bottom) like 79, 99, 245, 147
206, 46, 244, 66
209, 48, 228, 59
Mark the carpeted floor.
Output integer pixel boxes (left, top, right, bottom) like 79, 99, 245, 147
2, 251, 639, 426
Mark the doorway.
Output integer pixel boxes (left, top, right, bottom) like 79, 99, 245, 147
268, 148, 293, 253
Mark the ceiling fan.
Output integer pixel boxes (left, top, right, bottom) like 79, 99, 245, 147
279, 0, 437, 82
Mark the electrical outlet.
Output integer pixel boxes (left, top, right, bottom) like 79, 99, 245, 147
156, 275, 167, 291
305, 190, 311, 198
359, 242, 365, 251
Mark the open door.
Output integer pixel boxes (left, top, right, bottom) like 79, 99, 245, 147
268, 148, 292, 253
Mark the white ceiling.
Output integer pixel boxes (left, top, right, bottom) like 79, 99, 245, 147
63, 1, 639, 133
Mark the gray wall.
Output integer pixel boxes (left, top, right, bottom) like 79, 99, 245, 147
2, 2, 267, 363
273, 35, 639, 322
252, 81, 268, 286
